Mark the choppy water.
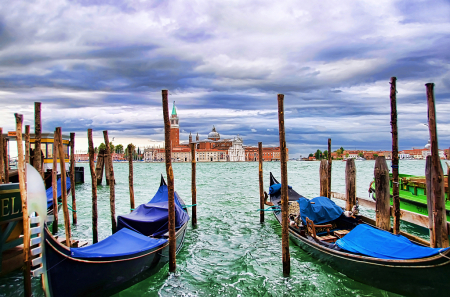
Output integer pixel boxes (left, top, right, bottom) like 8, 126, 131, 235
1, 160, 444, 296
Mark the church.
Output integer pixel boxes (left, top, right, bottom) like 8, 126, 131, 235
153, 102, 286, 162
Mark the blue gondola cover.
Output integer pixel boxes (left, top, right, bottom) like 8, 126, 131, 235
46, 177, 71, 208
70, 228, 167, 258
117, 184, 189, 237
297, 196, 343, 224
336, 224, 449, 260
269, 183, 292, 195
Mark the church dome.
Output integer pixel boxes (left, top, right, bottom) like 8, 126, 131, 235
208, 126, 220, 140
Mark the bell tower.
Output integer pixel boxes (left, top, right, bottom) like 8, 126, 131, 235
170, 101, 179, 148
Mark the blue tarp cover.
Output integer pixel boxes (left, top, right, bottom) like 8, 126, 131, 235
297, 196, 343, 224
269, 183, 292, 195
117, 184, 189, 237
70, 228, 167, 258
46, 177, 71, 208
336, 224, 449, 260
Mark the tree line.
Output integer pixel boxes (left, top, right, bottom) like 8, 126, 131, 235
92, 143, 143, 160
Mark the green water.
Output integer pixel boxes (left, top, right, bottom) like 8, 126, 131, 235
0, 160, 440, 296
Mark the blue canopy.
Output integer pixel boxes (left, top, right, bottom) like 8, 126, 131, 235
46, 177, 71, 208
297, 196, 343, 225
117, 184, 189, 237
336, 224, 449, 260
269, 183, 292, 195
70, 228, 167, 259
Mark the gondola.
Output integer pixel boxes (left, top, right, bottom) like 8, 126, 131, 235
42, 176, 189, 297
268, 172, 450, 297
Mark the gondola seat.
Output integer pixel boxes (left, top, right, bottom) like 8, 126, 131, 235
333, 229, 350, 239
306, 217, 337, 243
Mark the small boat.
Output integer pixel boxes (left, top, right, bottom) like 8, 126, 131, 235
43, 176, 189, 297
369, 173, 450, 221
269, 172, 450, 296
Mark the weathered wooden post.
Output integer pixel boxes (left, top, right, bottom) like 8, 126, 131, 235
190, 142, 197, 227
95, 149, 105, 185
105, 150, 111, 186
52, 130, 59, 234
390, 77, 400, 235
128, 144, 135, 212
34, 102, 42, 177
425, 83, 449, 248
56, 127, 71, 246
88, 129, 98, 243
15, 114, 32, 296
103, 131, 116, 234
4, 139, 9, 183
277, 93, 290, 276
345, 159, 356, 211
319, 159, 328, 197
70, 133, 77, 225
327, 138, 332, 198
425, 156, 435, 247
162, 90, 176, 272
25, 125, 30, 164
0, 127, 3, 184
374, 156, 391, 231
258, 142, 264, 223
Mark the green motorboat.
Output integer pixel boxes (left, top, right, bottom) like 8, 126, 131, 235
369, 173, 450, 222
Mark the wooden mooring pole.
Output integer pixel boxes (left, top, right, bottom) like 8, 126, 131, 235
96, 149, 105, 185
425, 156, 435, 247
319, 159, 328, 197
70, 133, 77, 225
56, 127, 71, 246
0, 127, 3, 184
345, 158, 356, 211
374, 156, 391, 231
4, 139, 8, 183
190, 142, 197, 227
162, 90, 176, 272
25, 125, 30, 164
34, 102, 42, 177
327, 138, 332, 198
88, 129, 98, 243
52, 130, 59, 234
277, 94, 290, 276
425, 83, 448, 248
390, 77, 400, 235
128, 144, 135, 212
15, 114, 32, 297
103, 131, 116, 234
258, 142, 264, 223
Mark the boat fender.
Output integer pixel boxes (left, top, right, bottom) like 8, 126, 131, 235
368, 181, 376, 201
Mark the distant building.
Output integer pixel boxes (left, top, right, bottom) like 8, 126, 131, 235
154, 102, 285, 162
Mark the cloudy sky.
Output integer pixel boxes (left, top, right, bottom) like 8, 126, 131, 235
1, 0, 450, 157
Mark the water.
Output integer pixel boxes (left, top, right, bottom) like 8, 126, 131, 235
1, 160, 443, 296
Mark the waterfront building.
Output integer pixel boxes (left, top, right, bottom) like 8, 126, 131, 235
228, 136, 245, 162
154, 102, 284, 162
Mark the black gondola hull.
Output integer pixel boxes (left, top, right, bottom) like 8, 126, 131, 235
269, 172, 450, 297
44, 222, 188, 297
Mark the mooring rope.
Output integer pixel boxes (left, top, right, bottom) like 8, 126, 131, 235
58, 202, 77, 212
183, 204, 197, 207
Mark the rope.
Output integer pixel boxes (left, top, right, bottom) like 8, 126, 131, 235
183, 204, 197, 207
257, 206, 281, 211
391, 165, 399, 168
58, 202, 77, 212
439, 249, 450, 260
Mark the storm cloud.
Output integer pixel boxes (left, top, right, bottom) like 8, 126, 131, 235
1, 0, 449, 156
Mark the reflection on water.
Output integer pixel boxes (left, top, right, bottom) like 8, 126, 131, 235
2, 160, 436, 296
